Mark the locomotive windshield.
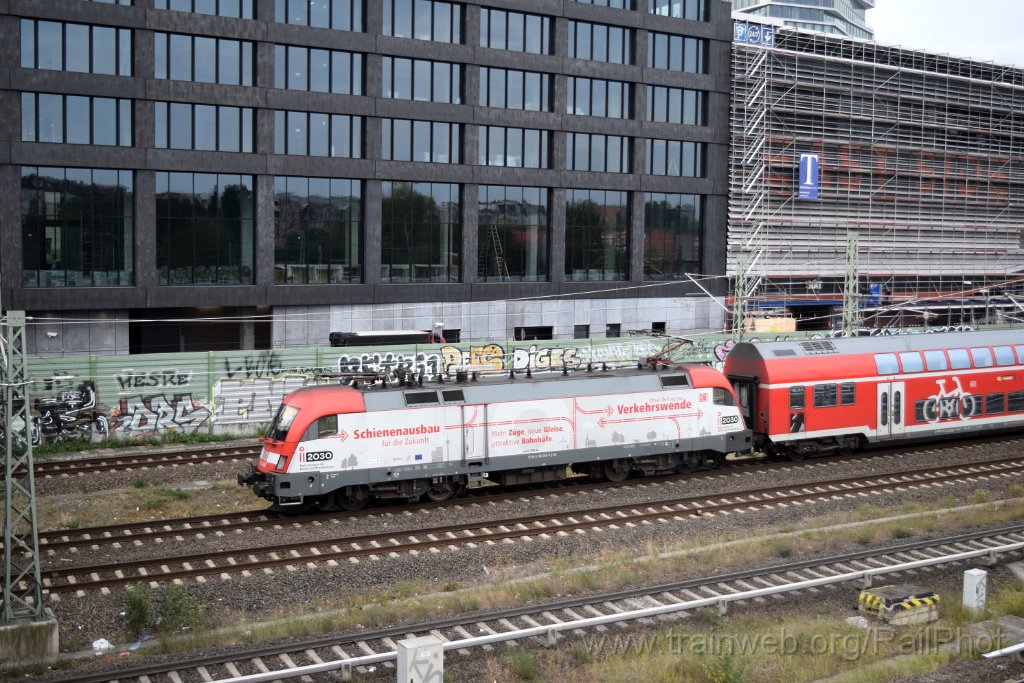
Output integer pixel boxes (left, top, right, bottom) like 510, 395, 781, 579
266, 403, 299, 442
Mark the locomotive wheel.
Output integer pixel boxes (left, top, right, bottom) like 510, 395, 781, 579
425, 478, 458, 502
334, 486, 369, 511
603, 459, 630, 482
678, 453, 702, 473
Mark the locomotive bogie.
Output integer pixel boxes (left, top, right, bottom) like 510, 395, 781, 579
241, 366, 752, 508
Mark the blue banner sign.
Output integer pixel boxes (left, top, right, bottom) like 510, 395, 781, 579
733, 22, 774, 48
799, 152, 820, 200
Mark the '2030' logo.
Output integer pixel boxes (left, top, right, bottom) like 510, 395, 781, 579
303, 451, 334, 462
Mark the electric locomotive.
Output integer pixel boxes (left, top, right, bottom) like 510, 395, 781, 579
238, 364, 752, 510
725, 329, 1024, 459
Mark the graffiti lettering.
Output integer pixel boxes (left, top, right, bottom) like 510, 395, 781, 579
222, 351, 285, 380
113, 393, 212, 436
213, 376, 312, 425
116, 368, 193, 391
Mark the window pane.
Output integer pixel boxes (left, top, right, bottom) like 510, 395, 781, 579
287, 111, 307, 154
170, 34, 192, 80
194, 105, 216, 150
93, 97, 117, 145
220, 39, 241, 85
93, 27, 116, 74
219, 106, 240, 152
66, 24, 90, 73
38, 94, 63, 143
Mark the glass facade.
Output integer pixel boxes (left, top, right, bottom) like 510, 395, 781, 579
156, 103, 254, 152
21, 167, 134, 287
22, 93, 132, 146
383, 0, 461, 43
155, 33, 253, 85
645, 139, 705, 176
479, 68, 551, 111
274, 177, 362, 284
566, 133, 631, 173
382, 120, 460, 163
479, 127, 549, 168
648, 0, 705, 20
275, 0, 362, 31
155, 172, 254, 285
380, 182, 461, 283
480, 9, 551, 54
643, 192, 702, 279
647, 31, 707, 73
565, 189, 629, 281
274, 111, 362, 157
382, 57, 460, 103
567, 78, 631, 118
156, 0, 254, 17
275, 46, 363, 94
478, 186, 548, 282
21, 19, 132, 75
646, 86, 706, 124
569, 21, 632, 64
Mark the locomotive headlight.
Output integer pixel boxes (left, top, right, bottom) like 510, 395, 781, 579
276, 455, 288, 471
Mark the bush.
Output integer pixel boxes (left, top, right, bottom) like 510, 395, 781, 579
159, 584, 206, 634
124, 584, 152, 635
510, 649, 539, 680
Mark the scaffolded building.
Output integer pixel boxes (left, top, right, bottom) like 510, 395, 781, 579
730, 25, 1024, 328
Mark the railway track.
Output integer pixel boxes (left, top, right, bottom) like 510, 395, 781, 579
28, 455, 1024, 595
39, 523, 1024, 683
3, 443, 260, 478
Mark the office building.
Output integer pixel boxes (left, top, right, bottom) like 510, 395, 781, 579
731, 0, 873, 39
1, 0, 734, 354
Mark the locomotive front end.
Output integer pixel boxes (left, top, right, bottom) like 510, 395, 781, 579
237, 402, 301, 503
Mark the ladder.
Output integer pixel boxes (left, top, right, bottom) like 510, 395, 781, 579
479, 224, 510, 280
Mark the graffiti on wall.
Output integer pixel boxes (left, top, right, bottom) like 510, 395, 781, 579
31, 381, 109, 445
213, 375, 315, 427
112, 394, 212, 437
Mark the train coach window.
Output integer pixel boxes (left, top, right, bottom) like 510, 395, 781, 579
948, 348, 970, 370
874, 353, 899, 375
840, 382, 856, 406
712, 387, 733, 406
789, 386, 805, 410
1016, 345, 1024, 363
994, 346, 1015, 366
813, 383, 838, 408
1008, 391, 1024, 412
924, 350, 948, 371
986, 393, 1006, 415
970, 347, 994, 368
898, 352, 924, 373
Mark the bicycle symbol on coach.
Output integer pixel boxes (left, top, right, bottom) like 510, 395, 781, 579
921, 377, 976, 423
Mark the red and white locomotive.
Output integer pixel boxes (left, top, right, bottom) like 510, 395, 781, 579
724, 329, 1024, 459
238, 364, 752, 510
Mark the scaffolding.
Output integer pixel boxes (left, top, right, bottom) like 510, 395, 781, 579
730, 26, 1024, 326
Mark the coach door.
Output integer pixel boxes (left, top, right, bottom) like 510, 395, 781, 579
877, 382, 905, 438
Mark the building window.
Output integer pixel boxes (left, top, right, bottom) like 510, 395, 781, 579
383, 0, 461, 43
156, 0, 253, 17
155, 172, 254, 285
22, 93, 132, 147
21, 167, 134, 288
575, 0, 633, 9
382, 120, 460, 163
566, 133, 631, 173
478, 186, 549, 282
565, 189, 629, 281
479, 68, 550, 111
645, 140, 705, 177
648, 0, 705, 20
89, 0, 132, 5
156, 103, 254, 152
567, 78, 631, 118
606, 323, 621, 338
380, 182, 461, 283
479, 127, 549, 168
274, 177, 362, 284
646, 86, 706, 124
274, 0, 362, 31
568, 20, 632, 64
643, 192, 702, 280
275, 46, 363, 94
274, 111, 362, 157
21, 19, 132, 76
155, 33, 253, 86
382, 57, 460, 103
480, 8, 551, 54
574, 324, 589, 339
647, 32, 707, 73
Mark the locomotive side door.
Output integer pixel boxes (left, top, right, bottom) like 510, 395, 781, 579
876, 382, 905, 438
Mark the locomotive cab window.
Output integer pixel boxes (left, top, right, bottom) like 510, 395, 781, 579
789, 386, 805, 410
948, 348, 970, 369
302, 414, 338, 441
712, 387, 733, 406
840, 382, 856, 406
266, 403, 299, 441
898, 352, 924, 373
994, 346, 1015, 366
924, 350, 948, 371
970, 347, 994, 368
813, 383, 838, 408
874, 353, 899, 375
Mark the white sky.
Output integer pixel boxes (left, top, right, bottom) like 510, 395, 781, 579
868, 0, 1024, 67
